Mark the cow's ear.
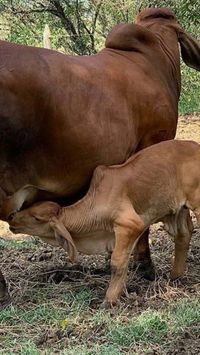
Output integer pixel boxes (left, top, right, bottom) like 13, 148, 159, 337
178, 29, 200, 71
50, 217, 79, 263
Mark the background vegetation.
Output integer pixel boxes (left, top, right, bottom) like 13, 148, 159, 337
0, 0, 199, 114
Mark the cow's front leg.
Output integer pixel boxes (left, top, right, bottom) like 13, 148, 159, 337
131, 228, 155, 280
102, 213, 144, 308
0, 269, 11, 309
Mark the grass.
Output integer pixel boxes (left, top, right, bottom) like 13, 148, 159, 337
0, 284, 199, 354
108, 299, 200, 348
172, 300, 200, 329
0, 238, 39, 251
109, 310, 168, 346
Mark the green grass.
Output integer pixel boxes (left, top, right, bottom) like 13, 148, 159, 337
1, 340, 41, 355
62, 288, 95, 310
0, 238, 39, 251
1, 294, 199, 354
2, 304, 66, 325
171, 299, 200, 329
0, 288, 94, 326
108, 310, 168, 346
108, 299, 200, 348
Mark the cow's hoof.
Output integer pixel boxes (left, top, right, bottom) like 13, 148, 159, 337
100, 300, 111, 309
134, 261, 156, 281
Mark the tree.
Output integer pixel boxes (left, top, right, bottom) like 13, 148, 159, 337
0, 0, 105, 54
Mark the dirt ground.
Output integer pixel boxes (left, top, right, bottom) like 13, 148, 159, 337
0, 115, 200, 354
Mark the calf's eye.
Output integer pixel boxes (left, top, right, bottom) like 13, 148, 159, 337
8, 212, 15, 222
33, 216, 41, 222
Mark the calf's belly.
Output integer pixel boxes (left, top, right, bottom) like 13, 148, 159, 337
40, 231, 115, 255
73, 231, 115, 255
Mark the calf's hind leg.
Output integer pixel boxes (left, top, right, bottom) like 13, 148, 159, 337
132, 228, 155, 280
102, 211, 144, 308
170, 208, 193, 280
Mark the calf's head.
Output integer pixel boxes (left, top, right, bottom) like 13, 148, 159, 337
9, 201, 59, 237
9, 201, 79, 263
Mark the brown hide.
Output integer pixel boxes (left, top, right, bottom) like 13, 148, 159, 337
0, 7, 200, 219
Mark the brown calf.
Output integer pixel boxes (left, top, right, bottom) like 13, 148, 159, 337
5, 140, 200, 307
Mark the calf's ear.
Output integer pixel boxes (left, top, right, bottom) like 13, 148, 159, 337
50, 217, 79, 263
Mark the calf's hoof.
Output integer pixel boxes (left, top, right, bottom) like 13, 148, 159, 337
170, 271, 183, 281
100, 299, 120, 310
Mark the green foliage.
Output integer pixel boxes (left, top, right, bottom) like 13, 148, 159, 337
179, 64, 200, 115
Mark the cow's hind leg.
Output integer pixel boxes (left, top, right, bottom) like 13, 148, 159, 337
170, 208, 193, 280
131, 228, 155, 280
0, 269, 11, 309
102, 211, 144, 308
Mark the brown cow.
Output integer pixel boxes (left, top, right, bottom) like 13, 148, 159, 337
7, 140, 198, 307
0, 7, 200, 307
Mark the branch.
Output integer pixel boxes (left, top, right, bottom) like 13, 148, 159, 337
91, 0, 103, 35
49, 0, 78, 39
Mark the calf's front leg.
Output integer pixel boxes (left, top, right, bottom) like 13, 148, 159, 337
102, 212, 144, 308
